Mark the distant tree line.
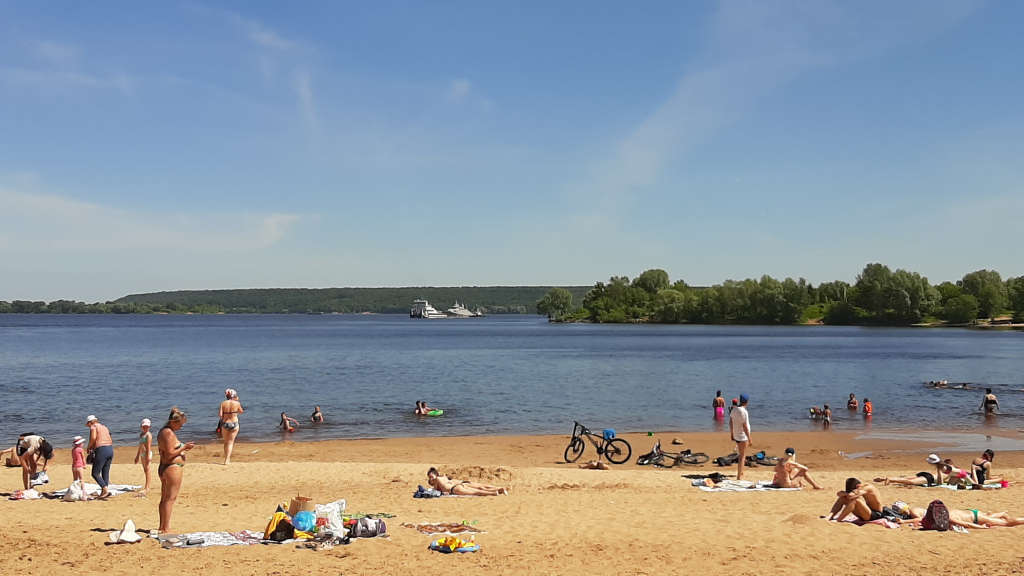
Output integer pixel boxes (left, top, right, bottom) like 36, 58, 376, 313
0, 286, 591, 315
536, 265, 1024, 326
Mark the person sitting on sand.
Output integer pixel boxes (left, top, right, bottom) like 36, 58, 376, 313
279, 413, 299, 432
874, 454, 946, 487
941, 459, 980, 488
847, 394, 858, 410
981, 388, 999, 415
773, 448, 823, 490
897, 503, 1024, 529
311, 406, 324, 423
972, 449, 1004, 485
2, 435, 26, 467
426, 467, 509, 496
828, 478, 884, 521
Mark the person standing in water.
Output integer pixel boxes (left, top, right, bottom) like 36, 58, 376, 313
311, 406, 324, 423
134, 419, 153, 493
219, 389, 243, 465
981, 388, 999, 415
862, 398, 873, 417
847, 394, 858, 410
713, 391, 726, 419
822, 404, 832, 429
279, 413, 299, 431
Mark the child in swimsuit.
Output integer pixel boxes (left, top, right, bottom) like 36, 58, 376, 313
822, 405, 832, 428
71, 436, 86, 482
134, 419, 153, 492
862, 399, 872, 416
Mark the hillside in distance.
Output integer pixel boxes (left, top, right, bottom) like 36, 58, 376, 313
115, 286, 593, 314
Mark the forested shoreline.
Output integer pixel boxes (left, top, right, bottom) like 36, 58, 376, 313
536, 264, 1024, 326
0, 286, 591, 315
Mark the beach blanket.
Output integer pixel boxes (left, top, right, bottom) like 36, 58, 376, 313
158, 531, 264, 548
48, 483, 141, 499
840, 516, 900, 530
922, 484, 1002, 490
402, 522, 485, 536
693, 479, 800, 492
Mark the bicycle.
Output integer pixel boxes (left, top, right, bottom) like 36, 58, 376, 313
636, 441, 709, 467
563, 421, 632, 465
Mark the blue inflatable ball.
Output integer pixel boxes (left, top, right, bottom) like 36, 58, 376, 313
292, 511, 316, 532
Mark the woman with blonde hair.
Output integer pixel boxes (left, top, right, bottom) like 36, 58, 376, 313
158, 407, 194, 534
219, 389, 243, 465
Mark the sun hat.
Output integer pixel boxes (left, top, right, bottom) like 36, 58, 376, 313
926, 454, 941, 464
785, 447, 796, 455
73, 436, 85, 445
225, 388, 237, 399
141, 418, 151, 427
86, 415, 98, 424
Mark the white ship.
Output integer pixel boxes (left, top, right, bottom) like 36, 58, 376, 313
410, 299, 485, 318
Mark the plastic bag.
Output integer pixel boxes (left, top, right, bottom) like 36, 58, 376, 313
62, 480, 87, 502
314, 499, 346, 534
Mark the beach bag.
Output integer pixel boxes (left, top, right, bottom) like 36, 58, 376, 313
922, 500, 949, 531
716, 453, 740, 467
62, 480, 87, 502
264, 511, 295, 541
348, 518, 386, 538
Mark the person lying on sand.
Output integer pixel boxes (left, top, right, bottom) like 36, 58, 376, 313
874, 454, 946, 487
427, 467, 509, 496
828, 478, 884, 521
579, 460, 609, 470
897, 504, 1024, 529
773, 448, 823, 489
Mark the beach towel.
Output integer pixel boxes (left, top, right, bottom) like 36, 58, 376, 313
922, 483, 1003, 490
8, 489, 41, 500
158, 531, 264, 548
48, 483, 141, 499
402, 522, 485, 535
693, 479, 800, 492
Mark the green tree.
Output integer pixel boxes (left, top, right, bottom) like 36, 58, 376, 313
854, 263, 894, 318
961, 270, 1007, 319
942, 294, 979, 324
935, 281, 963, 306
651, 289, 697, 323
823, 301, 860, 325
632, 269, 670, 294
536, 287, 574, 319
1006, 276, 1024, 323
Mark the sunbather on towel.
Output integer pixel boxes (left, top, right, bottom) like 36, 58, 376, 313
427, 467, 509, 496
828, 478, 884, 521
897, 504, 1024, 528
874, 454, 946, 486
773, 448, 822, 489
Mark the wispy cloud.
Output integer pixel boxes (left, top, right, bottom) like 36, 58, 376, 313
30, 40, 81, 64
0, 67, 133, 92
188, 3, 297, 51
0, 188, 301, 254
293, 69, 317, 130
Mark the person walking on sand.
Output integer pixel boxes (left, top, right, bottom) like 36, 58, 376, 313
981, 388, 999, 415
158, 407, 195, 534
730, 394, 753, 480
86, 415, 114, 499
219, 389, 243, 465
713, 391, 726, 419
134, 419, 153, 492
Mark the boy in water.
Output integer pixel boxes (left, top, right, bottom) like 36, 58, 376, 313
862, 398, 873, 417
822, 404, 832, 428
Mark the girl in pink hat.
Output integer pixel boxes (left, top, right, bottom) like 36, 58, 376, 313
71, 436, 87, 483
134, 419, 153, 493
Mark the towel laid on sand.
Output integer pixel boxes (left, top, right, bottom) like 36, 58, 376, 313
49, 484, 141, 499
694, 479, 800, 492
158, 531, 264, 548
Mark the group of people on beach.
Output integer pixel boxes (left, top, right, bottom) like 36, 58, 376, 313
808, 394, 873, 428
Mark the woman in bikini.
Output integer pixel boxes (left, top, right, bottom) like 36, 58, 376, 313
874, 454, 946, 486
158, 407, 195, 534
713, 391, 726, 419
134, 418, 153, 493
426, 467, 509, 496
219, 389, 243, 465
847, 393, 858, 410
981, 388, 999, 415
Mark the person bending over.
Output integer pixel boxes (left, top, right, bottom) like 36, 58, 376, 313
427, 467, 509, 496
828, 478, 884, 521
773, 448, 823, 490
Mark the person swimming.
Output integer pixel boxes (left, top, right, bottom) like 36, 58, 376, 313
713, 391, 726, 418
847, 394, 858, 410
415, 401, 436, 415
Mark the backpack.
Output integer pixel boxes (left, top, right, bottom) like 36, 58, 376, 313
921, 500, 949, 531
348, 518, 387, 538
715, 453, 740, 467
264, 512, 295, 541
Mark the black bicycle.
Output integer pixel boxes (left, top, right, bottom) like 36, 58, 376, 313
637, 441, 709, 467
563, 421, 632, 464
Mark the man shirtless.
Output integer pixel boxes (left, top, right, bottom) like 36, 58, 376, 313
773, 448, 823, 490
427, 467, 509, 496
828, 478, 884, 521
898, 504, 1024, 529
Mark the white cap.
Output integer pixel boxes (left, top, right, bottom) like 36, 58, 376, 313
141, 418, 151, 427
73, 436, 85, 445
86, 415, 98, 424
926, 454, 941, 464
225, 388, 237, 398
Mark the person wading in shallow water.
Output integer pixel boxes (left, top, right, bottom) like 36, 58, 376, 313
713, 391, 726, 419
981, 388, 999, 415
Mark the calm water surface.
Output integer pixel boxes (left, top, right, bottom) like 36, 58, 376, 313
1, 315, 1022, 446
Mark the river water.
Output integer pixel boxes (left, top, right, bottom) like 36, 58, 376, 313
1, 314, 1022, 446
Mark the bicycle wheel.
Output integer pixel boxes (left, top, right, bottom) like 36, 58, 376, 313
564, 437, 585, 463
604, 438, 632, 464
680, 452, 710, 465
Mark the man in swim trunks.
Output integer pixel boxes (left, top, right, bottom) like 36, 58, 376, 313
426, 467, 509, 496
773, 448, 823, 490
828, 478, 884, 521
713, 391, 726, 419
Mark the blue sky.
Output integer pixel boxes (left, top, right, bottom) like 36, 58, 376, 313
1, 1, 1022, 301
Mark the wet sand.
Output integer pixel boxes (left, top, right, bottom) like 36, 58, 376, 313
3, 429, 1024, 575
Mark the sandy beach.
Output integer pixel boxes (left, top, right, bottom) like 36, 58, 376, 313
4, 429, 1024, 575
